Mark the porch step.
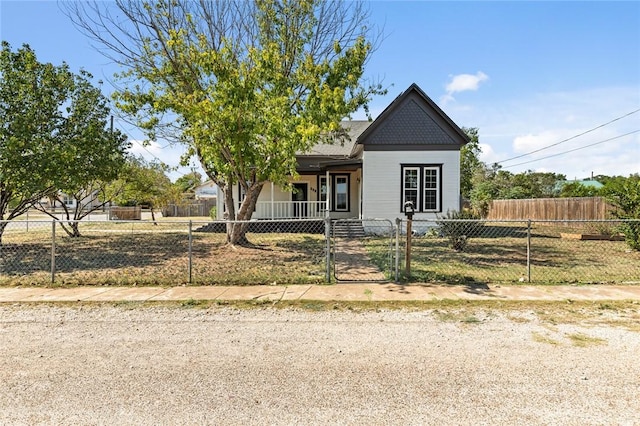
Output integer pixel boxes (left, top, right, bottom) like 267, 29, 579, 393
332, 221, 366, 238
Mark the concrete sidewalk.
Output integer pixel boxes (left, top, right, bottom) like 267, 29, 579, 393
1, 283, 639, 303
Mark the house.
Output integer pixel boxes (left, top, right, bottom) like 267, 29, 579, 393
216, 83, 469, 224
194, 180, 218, 200
39, 190, 109, 211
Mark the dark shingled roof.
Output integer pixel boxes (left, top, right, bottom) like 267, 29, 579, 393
357, 83, 469, 147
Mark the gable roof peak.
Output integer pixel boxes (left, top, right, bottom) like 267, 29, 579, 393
357, 83, 470, 146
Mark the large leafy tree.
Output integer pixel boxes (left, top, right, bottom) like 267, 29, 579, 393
64, 0, 383, 245
174, 171, 203, 197
109, 157, 179, 223
0, 41, 128, 241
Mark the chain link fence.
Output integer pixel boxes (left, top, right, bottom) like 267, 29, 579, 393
393, 219, 640, 285
0, 218, 638, 286
0, 219, 326, 286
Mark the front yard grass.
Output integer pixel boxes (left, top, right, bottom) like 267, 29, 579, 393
0, 227, 326, 286
366, 222, 640, 285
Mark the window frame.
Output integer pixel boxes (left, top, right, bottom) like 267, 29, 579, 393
317, 174, 351, 212
333, 174, 350, 212
400, 164, 442, 213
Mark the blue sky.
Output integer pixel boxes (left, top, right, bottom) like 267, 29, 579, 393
1, 1, 639, 181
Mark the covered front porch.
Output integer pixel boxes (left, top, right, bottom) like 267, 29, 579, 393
226, 166, 362, 220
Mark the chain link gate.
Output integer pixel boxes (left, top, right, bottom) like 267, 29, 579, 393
332, 219, 395, 282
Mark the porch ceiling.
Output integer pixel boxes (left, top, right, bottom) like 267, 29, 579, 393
296, 157, 362, 173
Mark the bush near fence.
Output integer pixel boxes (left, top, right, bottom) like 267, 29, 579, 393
487, 197, 612, 222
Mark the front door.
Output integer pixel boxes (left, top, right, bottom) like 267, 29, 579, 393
293, 183, 308, 218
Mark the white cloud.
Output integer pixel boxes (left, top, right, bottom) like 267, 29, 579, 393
478, 143, 500, 164
129, 139, 163, 158
445, 71, 489, 94
440, 72, 489, 105
447, 85, 640, 179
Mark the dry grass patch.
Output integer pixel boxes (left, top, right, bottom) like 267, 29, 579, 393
566, 332, 607, 347
532, 331, 561, 345
1, 229, 325, 286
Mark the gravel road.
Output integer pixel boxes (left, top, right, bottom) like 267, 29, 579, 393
1, 304, 639, 425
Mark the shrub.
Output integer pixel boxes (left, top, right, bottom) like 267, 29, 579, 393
209, 206, 217, 220
603, 175, 640, 251
435, 210, 481, 251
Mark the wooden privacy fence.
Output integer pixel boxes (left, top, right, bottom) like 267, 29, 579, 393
109, 206, 142, 220
486, 197, 612, 221
163, 199, 217, 217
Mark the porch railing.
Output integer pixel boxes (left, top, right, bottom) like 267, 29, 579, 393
254, 201, 326, 219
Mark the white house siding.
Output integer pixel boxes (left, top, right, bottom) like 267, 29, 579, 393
361, 150, 460, 223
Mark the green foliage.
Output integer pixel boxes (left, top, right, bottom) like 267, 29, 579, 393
109, 157, 179, 215
459, 127, 482, 200
174, 172, 202, 194
469, 164, 566, 217
209, 206, 218, 220
558, 182, 602, 197
68, 0, 384, 244
602, 174, 640, 250
435, 210, 481, 252
0, 41, 128, 239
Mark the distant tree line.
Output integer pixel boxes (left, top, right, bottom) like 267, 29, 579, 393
460, 127, 640, 249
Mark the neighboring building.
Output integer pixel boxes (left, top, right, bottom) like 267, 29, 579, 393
194, 180, 218, 200
39, 190, 108, 211
555, 179, 604, 193
215, 83, 469, 224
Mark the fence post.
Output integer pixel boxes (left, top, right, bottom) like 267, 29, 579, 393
395, 218, 401, 283
527, 219, 531, 283
188, 221, 193, 284
325, 217, 331, 283
51, 221, 56, 284
405, 218, 413, 278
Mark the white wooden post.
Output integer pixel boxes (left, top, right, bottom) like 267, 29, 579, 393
270, 182, 274, 219
325, 170, 330, 219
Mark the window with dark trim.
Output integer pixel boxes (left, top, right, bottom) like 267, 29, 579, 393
401, 164, 442, 213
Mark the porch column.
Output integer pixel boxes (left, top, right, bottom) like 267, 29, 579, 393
270, 182, 274, 219
325, 170, 330, 219
359, 170, 363, 219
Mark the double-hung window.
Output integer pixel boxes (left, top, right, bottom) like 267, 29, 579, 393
401, 164, 442, 213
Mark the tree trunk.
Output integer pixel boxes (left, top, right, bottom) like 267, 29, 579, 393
0, 220, 7, 246
59, 222, 82, 238
225, 182, 265, 246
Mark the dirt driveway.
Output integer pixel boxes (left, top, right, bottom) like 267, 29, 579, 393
1, 304, 639, 425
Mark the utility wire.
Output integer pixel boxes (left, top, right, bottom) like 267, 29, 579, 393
500, 129, 640, 169
496, 108, 640, 164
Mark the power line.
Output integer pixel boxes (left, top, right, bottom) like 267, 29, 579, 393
500, 129, 640, 170
496, 108, 640, 164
